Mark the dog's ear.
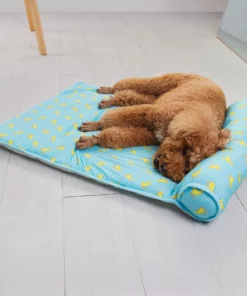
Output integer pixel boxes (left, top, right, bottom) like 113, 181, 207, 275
168, 106, 216, 139
217, 129, 231, 149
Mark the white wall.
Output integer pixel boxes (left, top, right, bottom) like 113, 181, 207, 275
0, 0, 227, 12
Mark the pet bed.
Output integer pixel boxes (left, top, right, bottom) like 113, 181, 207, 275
0, 82, 246, 221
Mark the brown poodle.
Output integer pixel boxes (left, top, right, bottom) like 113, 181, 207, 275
76, 73, 231, 182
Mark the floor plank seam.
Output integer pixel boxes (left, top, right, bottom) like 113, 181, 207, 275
62, 197, 67, 296
63, 192, 120, 198
83, 21, 96, 84
235, 193, 247, 212
130, 238, 147, 296
195, 225, 227, 296
122, 195, 147, 296
104, 18, 128, 74
119, 13, 144, 51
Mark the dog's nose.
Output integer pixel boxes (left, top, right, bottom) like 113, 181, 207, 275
159, 163, 167, 174
154, 157, 159, 169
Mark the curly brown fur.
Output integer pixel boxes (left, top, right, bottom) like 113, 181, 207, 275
76, 127, 158, 150
76, 73, 230, 182
98, 90, 156, 109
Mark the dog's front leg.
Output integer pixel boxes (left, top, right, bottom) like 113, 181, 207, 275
76, 127, 158, 150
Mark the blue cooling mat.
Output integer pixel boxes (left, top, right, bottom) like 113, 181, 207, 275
0, 82, 246, 221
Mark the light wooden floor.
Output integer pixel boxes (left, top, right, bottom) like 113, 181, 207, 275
0, 12, 247, 296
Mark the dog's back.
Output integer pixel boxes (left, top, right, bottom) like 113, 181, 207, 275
154, 74, 226, 129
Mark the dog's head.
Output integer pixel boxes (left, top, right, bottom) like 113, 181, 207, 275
153, 108, 231, 182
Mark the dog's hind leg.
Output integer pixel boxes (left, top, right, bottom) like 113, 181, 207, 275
78, 105, 151, 132
99, 90, 156, 109
78, 104, 151, 132
97, 73, 197, 96
96, 86, 115, 94
76, 127, 158, 149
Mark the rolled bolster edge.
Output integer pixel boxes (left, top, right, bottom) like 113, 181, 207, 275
174, 183, 221, 222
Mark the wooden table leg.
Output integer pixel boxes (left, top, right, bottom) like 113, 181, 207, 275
24, 0, 47, 55
24, 0, 35, 31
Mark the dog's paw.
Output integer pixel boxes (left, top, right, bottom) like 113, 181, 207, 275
78, 122, 100, 132
96, 86, 114, 94
76, 136, 97, 149
98, 99, 112, 109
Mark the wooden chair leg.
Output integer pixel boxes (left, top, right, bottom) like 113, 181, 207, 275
25, 0, 47, 55
24, 0, 35, 31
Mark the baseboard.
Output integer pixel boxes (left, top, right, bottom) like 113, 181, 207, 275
0, 0, 227, 13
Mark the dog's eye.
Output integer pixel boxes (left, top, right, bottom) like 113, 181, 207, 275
181, 148, 188, 156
